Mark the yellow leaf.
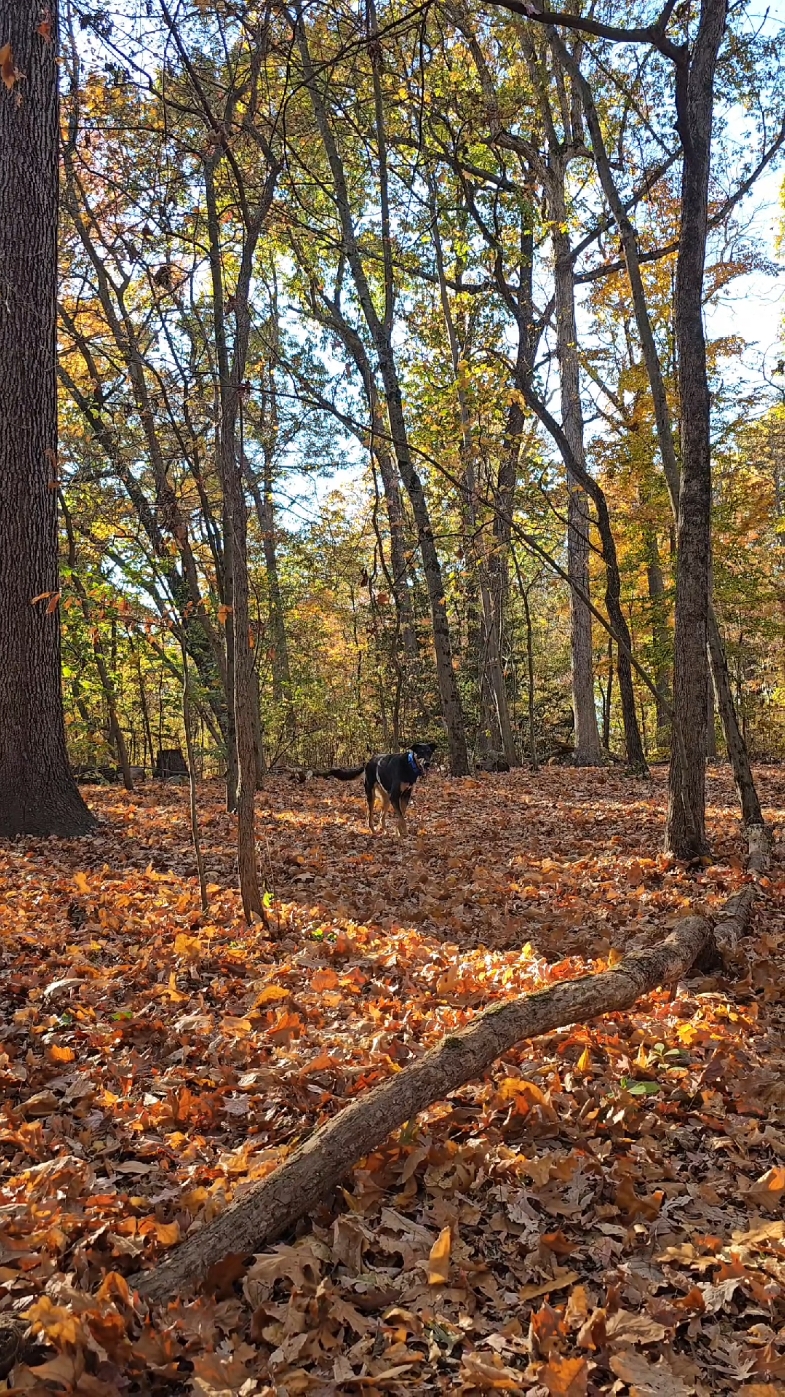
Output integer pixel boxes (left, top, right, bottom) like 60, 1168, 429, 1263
576, 1047, 591, 1073
73, 871, 90, 894
256, 983, 290, 1004
518, 1270, 580, 1302
154, 1220, 180, 1245
427, 1225, 451, 1285
174, 932, 201, 960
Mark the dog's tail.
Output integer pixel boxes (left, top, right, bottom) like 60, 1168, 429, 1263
316, 765, 366, 781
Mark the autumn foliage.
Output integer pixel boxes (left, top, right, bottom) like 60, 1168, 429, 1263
1, 769, 784, 1391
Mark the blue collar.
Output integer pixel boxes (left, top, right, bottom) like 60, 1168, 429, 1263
407, 750, 422, 778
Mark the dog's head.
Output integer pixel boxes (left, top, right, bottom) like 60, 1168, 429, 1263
410, 741, 437, 773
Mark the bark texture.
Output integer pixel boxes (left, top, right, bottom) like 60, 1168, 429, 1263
665, 0, 727, 856
0, 0, 94, 837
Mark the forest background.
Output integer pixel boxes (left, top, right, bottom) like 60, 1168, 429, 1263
54, 0, 785, 800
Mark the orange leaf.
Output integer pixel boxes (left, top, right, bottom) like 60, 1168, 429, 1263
154, 1220, 180, 1246
0, 42, 19, 91
427, 1225, 451, 1285
48, 1044, 75, 1064
311, 967, 340, 991
255, 982, 290, 1004
46, 591, 61, 614
541, 1355, 588, 1397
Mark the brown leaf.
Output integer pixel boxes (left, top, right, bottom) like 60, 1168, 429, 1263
610, 1349, 694, 1395
606, 1310, 667, 1346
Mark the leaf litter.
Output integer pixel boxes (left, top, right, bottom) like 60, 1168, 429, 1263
1, 765, 784, 1394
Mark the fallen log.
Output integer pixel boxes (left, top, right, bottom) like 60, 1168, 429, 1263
133, 831, 769, 1306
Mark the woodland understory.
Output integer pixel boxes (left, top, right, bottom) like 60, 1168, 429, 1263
2, 0, 785, 1390
0, 767, 784, 1394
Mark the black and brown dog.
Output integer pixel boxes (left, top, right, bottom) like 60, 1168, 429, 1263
319, 742, 437, 836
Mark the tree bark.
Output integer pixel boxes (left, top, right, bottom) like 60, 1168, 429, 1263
665, 0, 727, 857
551, 215, 603, 764
643, 522, 672, 753
0, 0, 94, 837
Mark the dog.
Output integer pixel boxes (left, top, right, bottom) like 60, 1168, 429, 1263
319, 742, 437, 836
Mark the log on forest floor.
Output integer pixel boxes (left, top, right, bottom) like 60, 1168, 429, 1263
132, 825, 770, 1307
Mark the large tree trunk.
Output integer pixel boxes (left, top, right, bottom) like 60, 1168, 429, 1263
666, 0, 727, 857
0, 0, 94, 837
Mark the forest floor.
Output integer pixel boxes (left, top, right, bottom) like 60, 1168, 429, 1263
1, 766, 785, 1395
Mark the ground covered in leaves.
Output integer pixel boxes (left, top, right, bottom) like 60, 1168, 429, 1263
1, 765, 785, 1395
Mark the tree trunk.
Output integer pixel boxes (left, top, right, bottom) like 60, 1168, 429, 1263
552, 225, 603, 766
181, 639, 209, 915
0, 0, 94, 837
707, 607, 762, 822
296, 15, 469, 775
643, 524, 672, 753
224, 390, 265, 923
247, 453, 294, 708
666, 0, 727, 857
551, 11, 743, 847
430, 186, 517, 767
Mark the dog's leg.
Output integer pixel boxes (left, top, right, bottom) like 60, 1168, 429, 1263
390, 790, 407, 838
367, 785, 376, 833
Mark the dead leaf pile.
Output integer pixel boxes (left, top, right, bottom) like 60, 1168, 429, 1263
1, 765, 784, 1393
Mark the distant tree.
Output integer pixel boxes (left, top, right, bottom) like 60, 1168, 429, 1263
0, 0, 94, 835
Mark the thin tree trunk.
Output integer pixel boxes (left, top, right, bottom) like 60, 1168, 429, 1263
0, 0, 94, 836
296, 12, 469, 775
60, 494, 134, 791
512, 550, 539, 770
552, 209, 603, 765
245, 451, 294, 708
643, 524, 672, 753
226, 390, 265, 923
180, 638, 209, 915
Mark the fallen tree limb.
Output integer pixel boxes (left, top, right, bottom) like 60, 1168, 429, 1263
133, 830, 769, 1306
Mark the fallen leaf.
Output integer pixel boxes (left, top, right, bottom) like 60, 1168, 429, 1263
427, 1224, 451, 1284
